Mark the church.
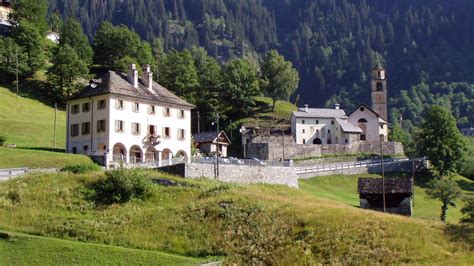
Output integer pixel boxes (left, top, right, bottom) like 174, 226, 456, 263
291, 63, 389, 145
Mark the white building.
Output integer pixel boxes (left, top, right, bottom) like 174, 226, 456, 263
291, 104, 362, 145
348, 104, 388, 142
66, 64, 195, 166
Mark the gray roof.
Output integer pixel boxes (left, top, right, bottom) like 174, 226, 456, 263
335, 118, 363, 133
68, 71, 195, 109
193, 131, 231, 144
292, 108, 347, 119
358, 178, 413, 194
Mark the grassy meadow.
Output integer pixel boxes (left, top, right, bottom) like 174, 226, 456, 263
300, 173, 473, 223
0, 231, 205, 265
0, 170, 472, 264
0, 86, 92, 168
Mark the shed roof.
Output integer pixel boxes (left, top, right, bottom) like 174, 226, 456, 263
358, 178, 413, 194
292, 108, 347, 119
193, 131, 231, 144
68, 71, 195, 109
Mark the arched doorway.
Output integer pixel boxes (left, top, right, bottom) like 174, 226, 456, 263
113, 143, 126, 162
145, 147, 157, 163
162, 149, 172, 160
175, 150, 188, 163
129, 145, 143, 164
313, 138, 322, 145
358, 118, 368, 141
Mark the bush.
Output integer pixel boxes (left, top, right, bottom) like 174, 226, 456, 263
88, 167, 153, 205
61, 164, 102, 174
0, 135, 5, 146
461, 196, 474, 224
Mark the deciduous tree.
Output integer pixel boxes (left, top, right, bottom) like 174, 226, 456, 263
425, 178, 462, 222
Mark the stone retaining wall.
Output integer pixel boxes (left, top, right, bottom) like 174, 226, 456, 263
159, 163, 298, 188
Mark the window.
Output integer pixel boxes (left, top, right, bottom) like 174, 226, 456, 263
115, 120, 124, 133
360, 134, 366, 141
98, 99, 106, 110
164, 107, 171, 117
302, 139, 306, 144
331, 120, 334, 125
360, 107, 365, 112
316, 120, 319, 124
345, 139, 348, 144
82, 102, 90, 113
302, 129, 306, 134
70, 124, 79, 137
97, 119, 106, 133
148, 105, 155, 115
131, 122, 141, 135
72, 147, 77, 154
380, 125, 384, 129
302, 120, 305, 124
82, 122, 91, 135
148, 125, 157, 135
178, 129, 185, 140
83, 145, 89, 155
178, 109, 185, 119
133, 102, 139, 112
358, 118, 368, 123
71, 104, 79, 114
164, 127, 171, 138
376, 82, 383, 91
115, 100, 124, 110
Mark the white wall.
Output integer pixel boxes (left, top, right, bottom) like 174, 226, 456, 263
348, 107, 388, 142
292, 116, 350, 145
67, 94, 192, 164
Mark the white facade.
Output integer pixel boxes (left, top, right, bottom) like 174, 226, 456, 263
66, 67, 193, 166
348, 105, 388, 142
291, 109, 361, 145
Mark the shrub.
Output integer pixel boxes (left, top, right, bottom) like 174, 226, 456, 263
0, 135, 5, 146
88, 167, 153, 205
61, 164, 102, 174
7, 190, 21, 204
461, 196, 474, 224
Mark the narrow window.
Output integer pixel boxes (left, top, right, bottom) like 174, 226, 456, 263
148, 105, 155, 115
97, 99, 106, 110
302, 139, 306, 144
302, 129, 305, 134
178, 129, 185, 140
97, 119, 106, 133
302, 119, 305, 124
82, 122, 91, 135
115, 100, 124, 110
115, 120, 124, 133
164, 127, 171, 138
179, 109, 185, 119
331, 120, 334, 125
133, 102, 140, 112
131, 122, 141, 135
70, 124, 79, 137
82, 102, 90, 113
71, 104, 79, 114
83, 145, 89, 155
316, 120, 319, 124
164, 107, 171, 117
148, 125, 157, 135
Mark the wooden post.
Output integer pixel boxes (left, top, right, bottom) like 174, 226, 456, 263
54, 103, 57, 148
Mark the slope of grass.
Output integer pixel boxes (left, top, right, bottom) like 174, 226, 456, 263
237, 96, 297, 127
0, 231, 205, 265
0, 86, 66, 149
0, 147, 92, 169
0, 171, 472, 264
300, 173, 473, 223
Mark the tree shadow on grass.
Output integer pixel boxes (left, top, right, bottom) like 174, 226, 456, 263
16, 147, 65, 153
444, 224, 474, 250
457, 179, 474, 193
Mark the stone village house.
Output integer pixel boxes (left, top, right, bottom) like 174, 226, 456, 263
193, 131, 231, 157
66, 64, 195, 166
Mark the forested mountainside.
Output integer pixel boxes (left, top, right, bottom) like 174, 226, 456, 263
49, 0, 474, 128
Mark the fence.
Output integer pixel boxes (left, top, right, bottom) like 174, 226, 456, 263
191, 157, 294, 167
296, 158, 417, 175
0, 168, 29, 181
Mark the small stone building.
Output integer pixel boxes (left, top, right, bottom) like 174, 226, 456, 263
193, 131, 231, 157
358, 178, 413, 216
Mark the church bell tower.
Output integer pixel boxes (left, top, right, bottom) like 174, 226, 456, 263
371, 63, 388, 122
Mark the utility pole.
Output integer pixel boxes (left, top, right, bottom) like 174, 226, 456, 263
213, 113, 220, 179
15, 46, 19, 98
54, 103, 57, 148
197, 111, 201, 133
412, 160, 415, 207
380, 134, 386, 213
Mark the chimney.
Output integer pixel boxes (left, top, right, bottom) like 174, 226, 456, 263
304, 104, 309, 113
334, 103, 340, 110
127, 64, 138, 88
142, 64, 153, 91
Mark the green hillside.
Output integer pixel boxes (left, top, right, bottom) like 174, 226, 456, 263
0, 171, 472, 264
0, 231, 205, 265
0, 86, 92, 168
300, 173, 473, 224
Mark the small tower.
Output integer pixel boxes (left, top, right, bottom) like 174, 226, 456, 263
371, 63, 388, 121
